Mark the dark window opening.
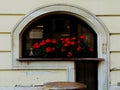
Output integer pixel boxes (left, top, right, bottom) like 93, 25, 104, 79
22, 13, 97, 58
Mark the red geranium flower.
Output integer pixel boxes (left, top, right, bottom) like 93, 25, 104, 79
70, 41, 75, 46
46, 47, 51, 53
80, 35, 86, 40
61, 47, 66, 52
51, 47, 55, 51
67, 52, 73, 57
76, 46, 81, 51
52, 39, 57, 44
65, 37, 70, 41
89, 48, 93, 52
71, 37, 76, 40
32, 42, 40, 49
40, 40, 45, 46
46, 38, 51, 43
64, 43, 69, 47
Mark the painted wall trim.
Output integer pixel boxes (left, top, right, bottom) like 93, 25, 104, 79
12, 4, 110, 90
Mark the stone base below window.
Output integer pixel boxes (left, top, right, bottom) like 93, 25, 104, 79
110, 86, 120, 90
0, 87, 42, 90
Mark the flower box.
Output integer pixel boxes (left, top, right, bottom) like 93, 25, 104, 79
30, 35, 94, 58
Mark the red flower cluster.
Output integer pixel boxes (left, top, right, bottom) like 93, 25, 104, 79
32, 35, 93, 58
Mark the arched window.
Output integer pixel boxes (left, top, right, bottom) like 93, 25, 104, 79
12, 4, 109, 90
21, 13, 97, 58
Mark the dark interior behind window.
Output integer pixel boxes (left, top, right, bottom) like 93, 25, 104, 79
22, 13, 97, 58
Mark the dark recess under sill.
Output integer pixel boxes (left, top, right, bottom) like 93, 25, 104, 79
17, 58, 104, 61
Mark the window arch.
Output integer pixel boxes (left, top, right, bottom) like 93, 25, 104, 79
21, 12, 97, 58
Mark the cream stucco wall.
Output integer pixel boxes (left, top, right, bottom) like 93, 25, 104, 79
0, 0, 120, 90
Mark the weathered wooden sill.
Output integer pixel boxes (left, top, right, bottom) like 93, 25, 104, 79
17, 58, 104, 61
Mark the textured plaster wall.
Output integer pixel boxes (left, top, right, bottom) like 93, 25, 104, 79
0, 0, 120, 88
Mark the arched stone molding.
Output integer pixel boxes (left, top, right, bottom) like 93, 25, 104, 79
12, 4, 110, 90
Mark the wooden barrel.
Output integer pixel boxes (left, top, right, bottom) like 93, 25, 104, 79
43, 82, 87, 90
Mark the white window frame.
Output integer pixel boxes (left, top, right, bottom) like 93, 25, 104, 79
12, 4, 110, 90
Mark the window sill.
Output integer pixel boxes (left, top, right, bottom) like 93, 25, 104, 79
17, 58, 104, 61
